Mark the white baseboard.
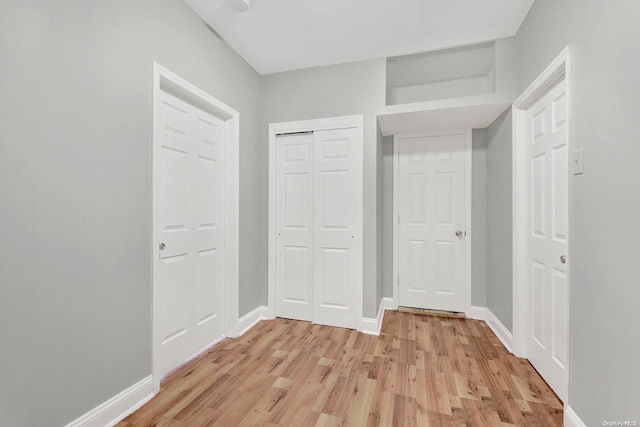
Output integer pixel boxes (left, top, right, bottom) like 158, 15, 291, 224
388, 296, 399, 310
467, 305, 513, 353
564, 405, 586, 427
160, 336, 226, 384
68, 306, 268, 427
64, 376, 154, 427
467, 305, 488, 321
484, 309, 514, 353
359, 318, 378, 335
360, 297, 394, 336
238, 305, 269, 336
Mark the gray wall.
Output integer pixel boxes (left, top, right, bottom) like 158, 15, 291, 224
0, 1, 261, 425
261, 58, 387, 318
381, 136, 394, 301
484, 110, 513, 330
485, 0, 640, 423
471, 129, 488, 307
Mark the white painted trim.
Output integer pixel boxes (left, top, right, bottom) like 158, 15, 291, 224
511, 100, 529, 358
268, 115, 364, 326
152, 63, 240, 393
563, 405, 587, 427
392, 129, 473, 315
238, 305, 270, 336
269, 115, 363, 135
467, 306, 513, 353
360, 297, 394, 335
360, 318, 380, 335
511, 47, 572, 400
64, 376, 154, 427
392, 137, 400, 310
382, 297, 395, 311
484, 308, 514, 353
268, 122, 278, 320
513, 49, 570, 110
463, 129, 473, 316
161, 336, 226, 382
467, 305, 488, 321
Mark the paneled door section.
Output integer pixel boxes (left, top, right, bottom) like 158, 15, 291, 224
276, 133, 314, 322
155, 89, 225, 379
275, 128, 361, 329
397, 132, 468, 312
526, 78, 569, 401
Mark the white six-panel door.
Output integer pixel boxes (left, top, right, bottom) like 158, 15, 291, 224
313, 128, 360, 329
156, 89, 225, 379
275, 127, 361, 329
397, 132, 468, 312
526, 78, 569, 400
276, 133, 314, 321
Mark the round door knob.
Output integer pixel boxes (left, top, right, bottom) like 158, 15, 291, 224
455, 230, 463, 239
159, 243, 166, 250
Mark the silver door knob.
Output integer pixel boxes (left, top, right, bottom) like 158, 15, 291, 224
159, 243, 166, 250
560, 255, 566, 264
455, 230, 463, 239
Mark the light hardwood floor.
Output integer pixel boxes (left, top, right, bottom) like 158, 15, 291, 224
118, 311, 562, 426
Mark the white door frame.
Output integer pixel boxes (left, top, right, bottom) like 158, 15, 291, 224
511, 47, 572, 379
392, 130, 473, 315
268, 115, 364, 329
151, 63, 239, 393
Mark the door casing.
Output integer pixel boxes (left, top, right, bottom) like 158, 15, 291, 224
392, 130, 473, 315
512, 46, 572, 402
151, 63, 240, 393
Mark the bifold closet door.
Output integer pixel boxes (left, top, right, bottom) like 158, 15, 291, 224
312, 128, 360, 329
275, 133, 314, 321
275, 128, 361, 329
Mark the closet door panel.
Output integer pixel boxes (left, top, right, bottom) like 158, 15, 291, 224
313, 128, 361, 329
275, 133, 314, 321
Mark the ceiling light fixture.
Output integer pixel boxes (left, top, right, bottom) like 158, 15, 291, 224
230, 0, 250, 12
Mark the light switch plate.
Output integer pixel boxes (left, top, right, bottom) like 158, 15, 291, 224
573, 148, 584, 175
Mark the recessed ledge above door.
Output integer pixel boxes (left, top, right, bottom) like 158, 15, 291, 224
377, 95, 512, 136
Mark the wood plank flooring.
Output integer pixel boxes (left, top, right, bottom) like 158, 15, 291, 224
118, 311, 562, 426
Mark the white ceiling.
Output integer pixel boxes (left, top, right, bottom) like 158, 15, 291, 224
184, 0, 535, 75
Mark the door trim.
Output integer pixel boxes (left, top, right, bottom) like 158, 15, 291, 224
267, 115, 364, 329
392, 129, 473, 315
511, 46, 572, 397
151, 63, 240, 393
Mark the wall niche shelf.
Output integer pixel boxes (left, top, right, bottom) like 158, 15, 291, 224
377, 95, 512, 136
380, 41, 514, 135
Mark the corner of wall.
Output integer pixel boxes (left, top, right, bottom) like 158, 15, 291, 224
360, 297, 394, 336
563, 405, 587, 427
64, 377, 154, 427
